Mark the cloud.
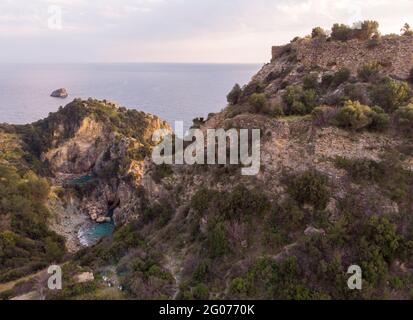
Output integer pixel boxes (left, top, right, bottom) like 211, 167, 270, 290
0, 0, 412, 63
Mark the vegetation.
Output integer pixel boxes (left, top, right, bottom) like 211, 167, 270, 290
0, 165, 65, 283
331, 21, 380, 41
227, 84, 243, 105
283, 85, 318, 115
401, 23, 413, 36
249, 93, 268, 113
396, 103, 413, 133
335, 100, 389, 131
358, 62, 381, 82
311, 27, 326, 39
370, 78, 411, 112
287, 170, 330, 210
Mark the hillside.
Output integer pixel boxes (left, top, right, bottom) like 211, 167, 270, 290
2, 22, 413, 300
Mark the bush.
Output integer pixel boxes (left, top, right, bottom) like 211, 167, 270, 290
396, 104, 413, 133
207, 222, 230, 258
227, 84, 242, 105
335, 100, 373, 130
370, 78, 412, 112
331, 23, 353, 41
283, 85, 318, 115
356, 20, 380, 40
358, 62, 381, 82
334, 157, 385, 183
249, 93, 268, 113
287, 170, 330, 210
335, 100, 389, 131
370, 106, 390, 131
311, 27, 326, 39
303, 74, 319, 90
331, 68, 351, 87
230, 277, 247, 295
193, 283, 209, 300
191, 185, 270, 221
312, 106, 338, 127
401, 23, 413, 36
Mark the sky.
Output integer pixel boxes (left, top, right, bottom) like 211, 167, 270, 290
1, 0, 413, 63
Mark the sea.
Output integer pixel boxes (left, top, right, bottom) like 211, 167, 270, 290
0, 63, 261, 132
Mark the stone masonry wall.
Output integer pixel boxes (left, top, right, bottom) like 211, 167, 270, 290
272, 36, 413, 79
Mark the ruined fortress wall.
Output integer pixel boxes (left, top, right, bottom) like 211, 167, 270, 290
272, 36, 413, 79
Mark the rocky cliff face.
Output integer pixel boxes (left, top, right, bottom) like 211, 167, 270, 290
15, 99, 171, 252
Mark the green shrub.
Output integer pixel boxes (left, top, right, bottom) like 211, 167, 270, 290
396, 104, 413, 133
331, 23, 353, 41
332, 68, 351, 87
249, 93, 268, 113
358, 62, 381, 82
227, 84, 242, 105
356, 20, 380, 40
230, 277, 247, 295
334, 157, 385, 183
193, 259, 211, 282
0, 165, 66, 282
401, 23, 413, 36
335, 100, 389, 131
370, 106, 390, 131
193, 283, 209, 300
303, 74, 319, 90
312, 106, 338, 127
269, 200, 305, 234
370, 78, 411, 112
191, 187, 220, 215
335, 100, 374, 130
283, 85, 318, 115
191, 185, 269, 222
207, 222, 230, 258
287, 170, 330, 210
311, 27, 326, 39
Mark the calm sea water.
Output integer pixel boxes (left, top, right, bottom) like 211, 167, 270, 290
0, 63, 260, 131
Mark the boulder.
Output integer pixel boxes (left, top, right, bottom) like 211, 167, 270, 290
304, 226, 326, 236
51, 88, 68, 98
74, 272, 94, 283
96, 216, 111, 223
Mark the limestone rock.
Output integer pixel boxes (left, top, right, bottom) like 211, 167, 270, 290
74, 272, 94, 283
51, 88, 68, 98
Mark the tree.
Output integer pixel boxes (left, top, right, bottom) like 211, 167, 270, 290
227, 84, 242, 105
335, 100, 373, 130
312, 27, 326, 39
370, 78, 412, 112
401, 23, 413, 36
357, 20, 380, 40
331, 23, 353, 41
249, 93, 268, 113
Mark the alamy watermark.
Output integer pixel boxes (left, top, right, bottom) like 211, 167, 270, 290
47, 265, 62, 290
152, 121, 261, 176
48, 5, 63, 30
347, 265, 362, 290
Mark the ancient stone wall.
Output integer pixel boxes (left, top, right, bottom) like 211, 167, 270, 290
272, 36, 413, 79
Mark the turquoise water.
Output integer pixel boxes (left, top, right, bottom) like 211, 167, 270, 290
66, 174, 94, 186
78, 220, 115, 247
78, 208, 117, 246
